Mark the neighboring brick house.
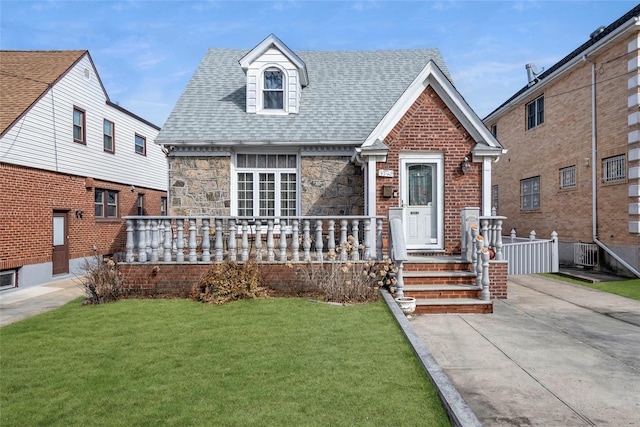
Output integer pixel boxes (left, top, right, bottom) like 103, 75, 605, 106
484, 5, 640, 277
0, 50, 168, 290
157, 34, 504, 255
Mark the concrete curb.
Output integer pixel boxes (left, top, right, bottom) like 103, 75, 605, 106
381, 289, 481, 427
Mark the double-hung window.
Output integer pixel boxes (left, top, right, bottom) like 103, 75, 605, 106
603, 155, 625, 183
526, 95, 544, 130
137, 194, 145, 215
95, 189, 118, 219
104, 119, 114, 153
263, 69, 284, 110
73, 107, 86, 144
521, 176, 540, 210
236, 154, 297, 216
135, 134, 146, 155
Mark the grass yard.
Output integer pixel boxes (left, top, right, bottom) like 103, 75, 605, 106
540, 274, 640, 301
1, 297, 450, 427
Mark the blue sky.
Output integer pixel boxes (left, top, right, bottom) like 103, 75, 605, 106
1, 1, 637, 127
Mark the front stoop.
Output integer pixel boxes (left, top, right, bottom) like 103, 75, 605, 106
399, 256, 493, 314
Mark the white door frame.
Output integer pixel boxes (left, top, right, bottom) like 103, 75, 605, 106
399, 153, 444, 250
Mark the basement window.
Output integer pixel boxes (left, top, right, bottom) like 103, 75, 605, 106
0, 270, 16, 290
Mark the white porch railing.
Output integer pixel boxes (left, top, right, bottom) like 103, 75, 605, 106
502, 229, 559, 275
123, 216, 385, 264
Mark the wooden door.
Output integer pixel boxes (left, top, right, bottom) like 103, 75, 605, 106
52, 211, 69, 275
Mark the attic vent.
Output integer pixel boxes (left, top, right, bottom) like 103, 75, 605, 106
589, 25, 605, 39
84, 68, 91, 79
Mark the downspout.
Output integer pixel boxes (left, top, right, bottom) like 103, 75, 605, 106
583, 54, 640, 277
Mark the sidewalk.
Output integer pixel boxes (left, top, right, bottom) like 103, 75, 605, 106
410, 274, 640, 426
0, 278, 85, 327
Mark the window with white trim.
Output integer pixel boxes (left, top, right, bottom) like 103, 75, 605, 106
73, 107, 86, 143
559, 166, 576, 189
104, 119, 114, 153
492, 185, 499, 212
526, 95, 544, 130
602, 155, 625, 183
236, 154, 297, 216
521, 176, 540, 210
263, 69, 284, 110
0, 270, 16, 290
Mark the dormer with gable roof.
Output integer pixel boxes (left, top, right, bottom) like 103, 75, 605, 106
238, 34, 309, 114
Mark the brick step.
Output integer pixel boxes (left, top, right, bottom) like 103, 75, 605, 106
414, 298, 493, 314
403, 261, 472, 272
402, 270, 477, 286
403, 284, 482, 299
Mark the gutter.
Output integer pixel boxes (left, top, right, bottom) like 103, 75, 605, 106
583, 55, 640, 278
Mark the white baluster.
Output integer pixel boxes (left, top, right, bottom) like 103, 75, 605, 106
214, 219, 223, 262
228, 219, 237, 262
529, 230, 536, 240
125, 219, 134, 262
315, 219, 324, 262
475, 235, 484, 287
480, 218, 489, 248
363, 218, 371, 260
376, 218, 383, 261
339, 219, 348, 261
137, 219, 147, 262
292, 219, 299, 262
510, 228, 516, 243
241, 220, 249, 262
303, 220, 311, 261
146, 220, 152, 260
327, 219, 336, 256
254, 220, 263, 262
202, 218, 211, 262
150, 220, 159, 262
188, 219, 197, 262
163, 219, 172, 262
267, 220, 275, 262
351, 219, 360, 261
176, 219, 184, 262
481, 247, 490, 301
279, 222, 287, 262
494, 218, 504, 261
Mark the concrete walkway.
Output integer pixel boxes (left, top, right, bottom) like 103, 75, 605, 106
410, 275, 640, 426
0, 278, 85, 327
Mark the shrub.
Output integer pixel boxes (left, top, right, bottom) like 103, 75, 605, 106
78, 255, 124, 304
291, 239, 398, 304
191, 260, 268, 304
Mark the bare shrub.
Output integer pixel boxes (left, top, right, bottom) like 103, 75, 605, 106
291, 238, 398, 304
191, 260, 268, 304
78, 255, 125, 304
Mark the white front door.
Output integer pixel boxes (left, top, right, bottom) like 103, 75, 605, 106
400, 155, 444, 250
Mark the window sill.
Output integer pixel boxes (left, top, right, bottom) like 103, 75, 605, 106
95, 218, 122, 224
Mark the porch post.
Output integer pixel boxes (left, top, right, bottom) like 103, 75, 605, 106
366, 157, 378, 255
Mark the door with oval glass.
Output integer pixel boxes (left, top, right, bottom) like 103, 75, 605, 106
400, 156, 443, 250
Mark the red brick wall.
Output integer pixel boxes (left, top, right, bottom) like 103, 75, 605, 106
118, 262, 335, 298
488, 260, 508, 299
377, 86, 482, 254
0, 163, 167, 270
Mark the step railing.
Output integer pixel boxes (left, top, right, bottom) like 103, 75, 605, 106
123, 216, 384, 264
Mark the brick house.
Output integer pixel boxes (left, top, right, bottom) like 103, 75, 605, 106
158, 34, 504, 254
0, 50, 168, 290
484, 5, 640, 277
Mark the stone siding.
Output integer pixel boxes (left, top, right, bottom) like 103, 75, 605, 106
169, 156, 231, 216
300, 156, 364, 215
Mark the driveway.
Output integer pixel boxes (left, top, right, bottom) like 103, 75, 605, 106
410, 274, 640, 426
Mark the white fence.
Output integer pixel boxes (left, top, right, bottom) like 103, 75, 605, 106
502, 230, 559, 275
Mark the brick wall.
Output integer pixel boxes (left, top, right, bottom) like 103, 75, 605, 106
0, 163, 166, 270
377, 86, 482, 254
488, 260, 508, 299
489, 32, 640, 259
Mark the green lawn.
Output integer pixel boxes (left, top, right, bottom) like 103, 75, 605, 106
1, 297, 450, 427
540, 274, 640, 301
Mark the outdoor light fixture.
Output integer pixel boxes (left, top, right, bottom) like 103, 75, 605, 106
461, 157, 469, 175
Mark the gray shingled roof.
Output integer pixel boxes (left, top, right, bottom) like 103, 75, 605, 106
158, 47, 450, 144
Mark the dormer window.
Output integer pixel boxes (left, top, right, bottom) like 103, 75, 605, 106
264, 69, 283, 110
